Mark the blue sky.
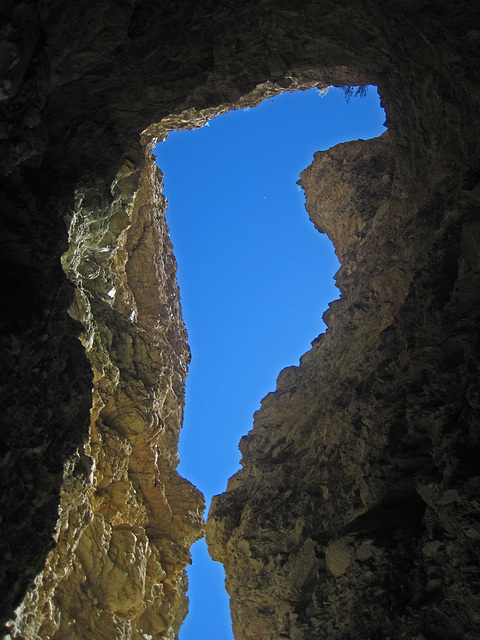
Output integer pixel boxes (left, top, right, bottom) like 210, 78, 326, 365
154, 86, 386, 640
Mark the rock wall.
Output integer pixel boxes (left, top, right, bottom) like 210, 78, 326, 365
208, 132, 480, 638
6, 142, 204, 640
1, 1, 479, 639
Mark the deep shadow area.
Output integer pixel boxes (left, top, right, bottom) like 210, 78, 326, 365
1, 1, 480, 638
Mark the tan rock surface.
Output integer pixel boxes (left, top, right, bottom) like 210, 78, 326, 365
7, 145, 204, 640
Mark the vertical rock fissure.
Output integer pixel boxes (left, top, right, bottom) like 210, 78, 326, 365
2, 2, 479, 635
156, 86, 386, 639
8, 83, 387, 640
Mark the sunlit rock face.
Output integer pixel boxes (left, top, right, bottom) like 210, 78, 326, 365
1, 0, 479, 639
6, 144, 204, 640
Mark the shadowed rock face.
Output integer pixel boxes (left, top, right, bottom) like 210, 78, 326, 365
1, 1, 479, 639
208, 133, 480, 639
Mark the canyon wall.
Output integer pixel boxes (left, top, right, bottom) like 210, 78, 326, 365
1, 0, 479, 638
7, 140, 204, 639
208, 132, 480, 638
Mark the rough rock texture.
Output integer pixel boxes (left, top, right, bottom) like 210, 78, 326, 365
1, 0, 480, 639
5, 144, 204, 640
208, 131, 480, 639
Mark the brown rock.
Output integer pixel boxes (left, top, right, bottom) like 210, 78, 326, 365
6, 147, 204, 640
208, 104, 480, 640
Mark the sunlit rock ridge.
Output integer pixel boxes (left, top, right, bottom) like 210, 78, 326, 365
1, 1, 479, 639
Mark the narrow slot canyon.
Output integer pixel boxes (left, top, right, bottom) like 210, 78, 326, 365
1, 2, 480, 639
155, 86, 386, 639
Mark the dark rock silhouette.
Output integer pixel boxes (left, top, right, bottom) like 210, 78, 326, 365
1, 1, 479, 638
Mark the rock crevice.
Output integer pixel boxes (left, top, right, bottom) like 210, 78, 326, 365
1, 1, 480, 638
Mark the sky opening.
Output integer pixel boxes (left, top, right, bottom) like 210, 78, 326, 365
154, 86, 386, 640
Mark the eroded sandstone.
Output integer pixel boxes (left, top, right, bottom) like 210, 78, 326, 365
6, 142, 204, 640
